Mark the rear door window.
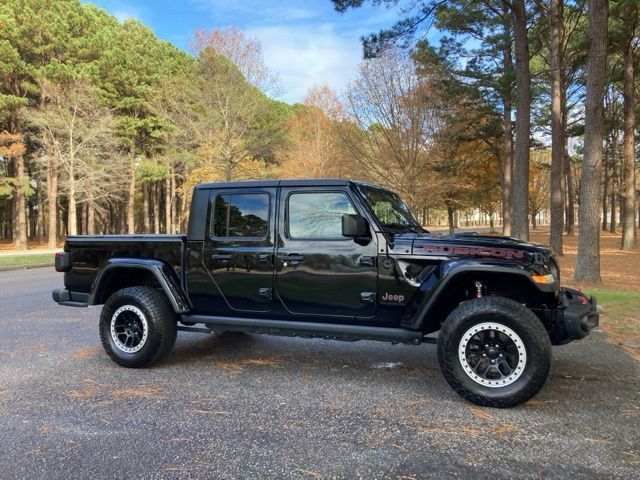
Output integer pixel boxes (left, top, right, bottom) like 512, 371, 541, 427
213, 193, 269, 239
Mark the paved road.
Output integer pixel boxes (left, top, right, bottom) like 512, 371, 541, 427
0, 268, 638, 479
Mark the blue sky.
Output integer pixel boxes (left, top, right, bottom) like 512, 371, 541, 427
84, 0, 409, 103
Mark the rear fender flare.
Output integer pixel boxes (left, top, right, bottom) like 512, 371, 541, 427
89, 258, 190, 313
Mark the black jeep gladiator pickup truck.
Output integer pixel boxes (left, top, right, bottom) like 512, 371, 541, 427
53, 179, 598, 407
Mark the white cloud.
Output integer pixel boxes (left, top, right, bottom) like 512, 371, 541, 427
113, 9, 140, 22
246, 23, 363, 103
190, 0, 410, 102
88, 0, 143, 23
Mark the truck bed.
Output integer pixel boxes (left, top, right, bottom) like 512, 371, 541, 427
63, 234, 187, 300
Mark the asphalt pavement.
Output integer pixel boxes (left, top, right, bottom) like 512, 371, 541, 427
0, 267, 638, 479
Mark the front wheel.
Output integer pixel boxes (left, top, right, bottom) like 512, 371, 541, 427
437, 296, 551, 408
99, 286, 177, 368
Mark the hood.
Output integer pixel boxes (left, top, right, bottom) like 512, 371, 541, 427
394, 232, 551, 263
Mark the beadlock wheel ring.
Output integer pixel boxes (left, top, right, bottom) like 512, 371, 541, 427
110, 305, 149, 354
458, 322, 527, 388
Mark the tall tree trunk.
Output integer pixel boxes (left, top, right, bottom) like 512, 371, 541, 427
37, 181, 45, 242
602, 146, 609, 231
142, 182, 150, 233
502, 92, 514, 237
14, 152, 28, 250
77, 202, 83, 236
67, 156, 77, 236
171, 173, 179, 233
181, 190, 189, 232
510, 0, 531, 241
621, 25, 637, 249
127, 147, 136, 234
609, 134, 617, 233
48, 175, 56, 245
575, 0, 608, 283
550, 0, 565, 254
502, 8, 514, 237
165, 177, 171, 234
153, 181, 160, 234
225, 158, 232, 182
447, 205, 455, 235
87, 197, 95, 235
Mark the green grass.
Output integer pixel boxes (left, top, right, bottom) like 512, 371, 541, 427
584, 287, 640, 353
0, 253, 55, 268
585, 288, 640, 311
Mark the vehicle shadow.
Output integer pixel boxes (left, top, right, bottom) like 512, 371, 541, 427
170, 331, 259, 363
169, 330, 441, 380
166, 331, 638, 412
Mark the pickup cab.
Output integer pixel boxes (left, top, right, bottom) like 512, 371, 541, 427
53, 179, 598, 407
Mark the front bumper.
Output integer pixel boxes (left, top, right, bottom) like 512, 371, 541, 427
551, 288, 599, 344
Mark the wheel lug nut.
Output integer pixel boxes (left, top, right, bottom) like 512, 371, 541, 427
491, 360, 495, 364
482, 353, 487, 357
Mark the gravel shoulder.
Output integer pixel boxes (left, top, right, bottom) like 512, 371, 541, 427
0, 268, 638, 479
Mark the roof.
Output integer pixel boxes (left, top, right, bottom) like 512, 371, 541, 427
195, 178, 381, 190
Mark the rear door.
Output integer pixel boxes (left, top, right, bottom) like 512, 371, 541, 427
202, 188, 276, 313
274, 187, 378, 320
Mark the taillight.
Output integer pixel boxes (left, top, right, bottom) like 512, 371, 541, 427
55, 252, 71, 272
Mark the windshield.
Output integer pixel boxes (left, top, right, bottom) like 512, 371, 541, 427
358, 185, 423, 233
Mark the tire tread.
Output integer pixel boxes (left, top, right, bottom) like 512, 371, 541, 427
99, 286, 177, 368
437, 296, 551, 408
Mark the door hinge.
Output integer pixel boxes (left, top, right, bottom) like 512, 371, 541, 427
360, 292, 376, 303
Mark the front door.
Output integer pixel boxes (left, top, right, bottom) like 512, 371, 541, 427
275, 187, 378, 320
203, 188, 276, 313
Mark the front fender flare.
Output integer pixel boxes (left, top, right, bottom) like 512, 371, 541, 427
412, 260, 556, 331
89, 258, 190, 313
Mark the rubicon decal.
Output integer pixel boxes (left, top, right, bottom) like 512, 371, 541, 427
419, 244, 525, 260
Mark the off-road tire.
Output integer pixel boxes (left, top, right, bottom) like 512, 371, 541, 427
438, 296, 551, 408
99, 286, 177, 368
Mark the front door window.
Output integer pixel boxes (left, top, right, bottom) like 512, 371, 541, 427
287, 192, 356, 239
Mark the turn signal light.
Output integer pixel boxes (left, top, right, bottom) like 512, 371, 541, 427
531, 273, 555, 284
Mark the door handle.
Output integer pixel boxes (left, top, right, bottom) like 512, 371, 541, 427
258, 253, 272, 264
258, 287, 272, 299
359, 256, 375, 266
279, 254, 305, 264
360, 292, 376, 303
211, 253, 232, 261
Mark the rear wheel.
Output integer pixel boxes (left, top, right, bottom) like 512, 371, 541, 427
99, 286, 177, 368
437, 296, 551, 408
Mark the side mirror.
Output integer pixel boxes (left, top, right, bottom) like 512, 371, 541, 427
342, 214, 368, 238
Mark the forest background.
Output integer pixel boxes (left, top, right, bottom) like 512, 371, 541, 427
0, 0, 638, 283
